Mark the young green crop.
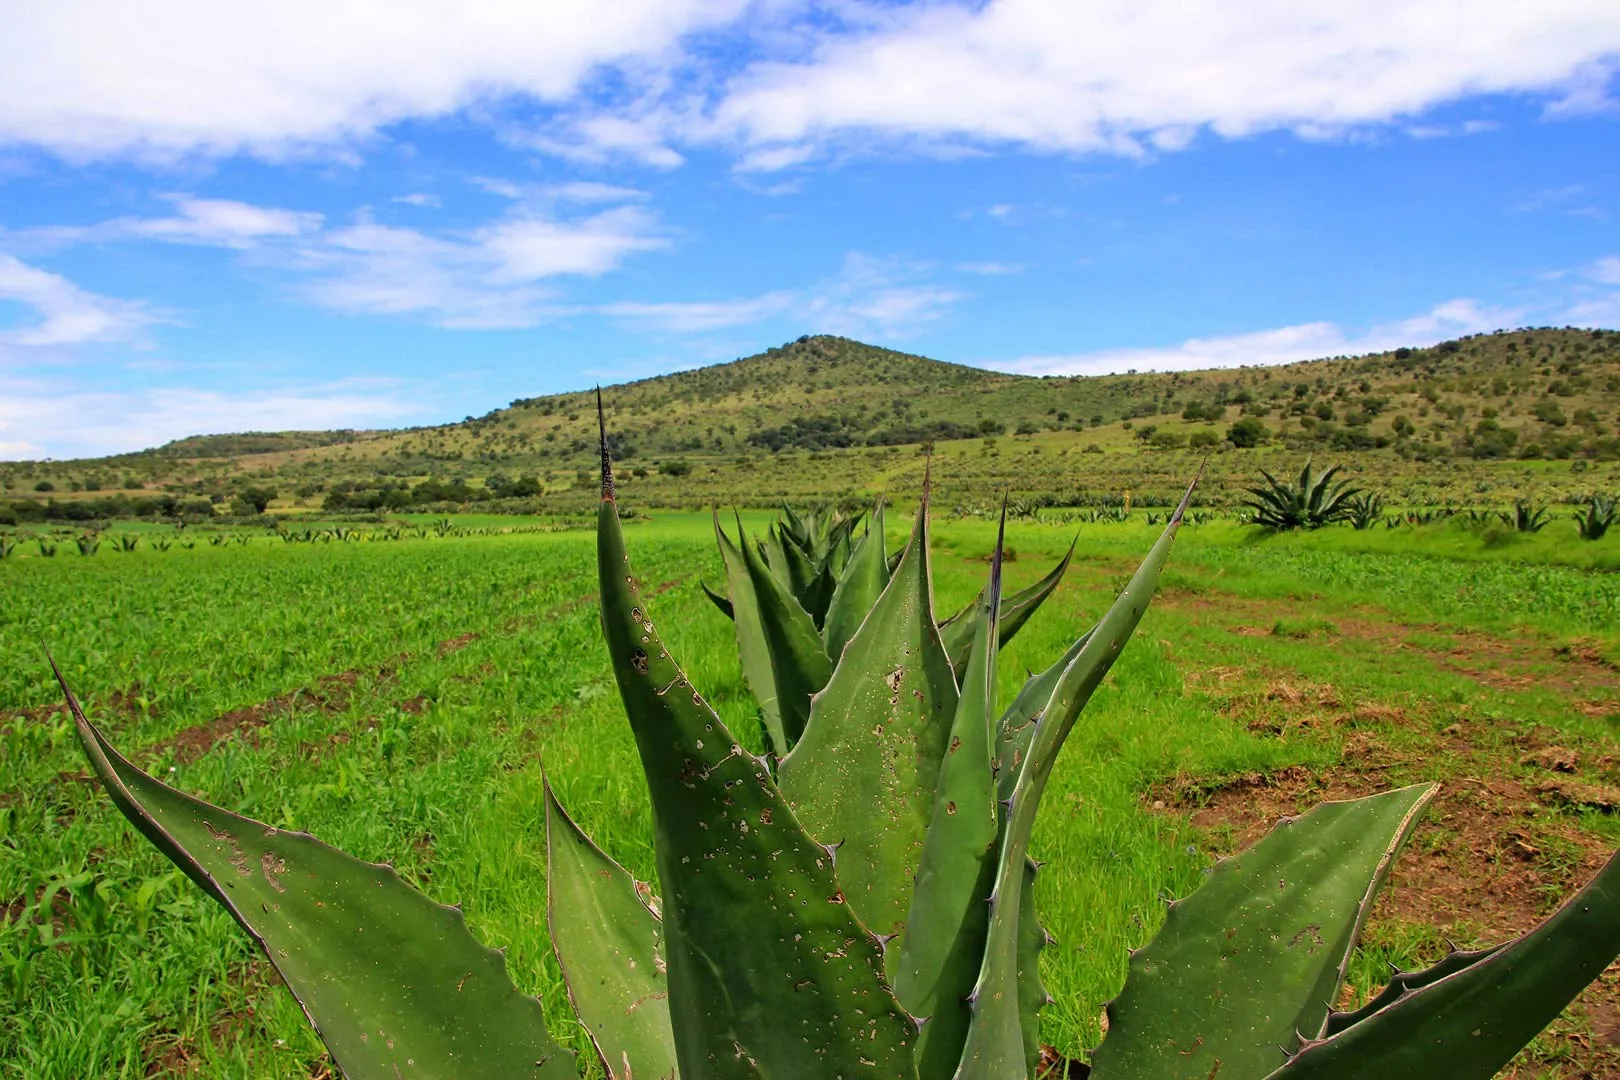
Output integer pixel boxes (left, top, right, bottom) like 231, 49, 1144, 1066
40, 409, 1620, 1080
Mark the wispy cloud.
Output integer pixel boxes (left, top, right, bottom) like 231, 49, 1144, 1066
1589, 256, 1620, 286
956, 261, 1023, 276
601, 293, 797, 333
0, 373, 425, 460
984, 299, 1520, 377
1560, 254, 1620, 325
290, 206, 667, 328
603, 252, 962, 339
20, 196, 323, 250
20, 196, 670, 331
473, 177, 650, 205
0, 254, 163, 348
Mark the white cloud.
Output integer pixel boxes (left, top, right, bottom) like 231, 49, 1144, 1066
0, 374, 424, 460
1561, 255, 1620, 325
545, 181, 650, 204
0, 254, 162, 348
20, 197, 669, 331
21, 197, 323, 250
293, 206, 666, 327
393, 193, 441, 207
472, 177, 649, 204
524, 115, 687, 169
601, 293, 797, 332
603, 252, 962, 338
0, 0, 747, 161
956, 261, 1023, 276
1590, 256, 1620, 286
128, 197, 324, 247
986, 299, 1520, 377
0, 439, 44, 459
707, 1, 1620, 166
4, 2, 1615, 170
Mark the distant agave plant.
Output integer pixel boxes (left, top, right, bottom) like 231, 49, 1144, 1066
1574, 494, 1616, 541
1344, 491, 1385, 531
1500, 499, 1550, 534
1244, 460, 1360, 530
49, 401, 1620, 1080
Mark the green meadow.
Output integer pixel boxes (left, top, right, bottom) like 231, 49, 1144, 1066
3, 505, 1618, 1078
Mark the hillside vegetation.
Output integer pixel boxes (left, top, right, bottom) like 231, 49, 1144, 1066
3, 327, 1619, 522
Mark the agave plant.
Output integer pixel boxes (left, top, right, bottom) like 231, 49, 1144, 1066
74, 532, 100, 556
1243, 460, 1360, 530
111, 534, 139, 553
1500, 499, 1550, 534
1344, 492, 1385, 531
1574, 494, 1616, 541
701, 496, 1072, 762
47, 410, 1620, 1080
0, 534, 15, 559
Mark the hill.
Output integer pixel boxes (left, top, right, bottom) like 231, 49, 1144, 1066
3, 327, 1619, 521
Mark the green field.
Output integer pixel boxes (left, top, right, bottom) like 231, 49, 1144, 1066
4, 503, 1619, 1078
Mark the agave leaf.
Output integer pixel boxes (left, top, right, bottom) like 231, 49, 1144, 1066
798, 561, 838, 629
1320, 942, 1505, 1037
599, 433, 916, 1078
994, 630, 1092, 805
989, 631, 1096, 1072
700, 578, 734, 620
894, 508, 1006, 1079
714, 512, 788, 758
822, 503, 889, 663
544, 777, 678, 1080
780, 502, 810, 545
939, 538, 1076, 676
1263, 850, 1620, 1080
768, 524, 818, 601
1088, 784, 1437, 1080
825, 512, 861, 579
51, 662, 574, 1080
779, 487, 960, 953
956, 475, 1198, 1080
757, 529, 793, 593
1014, 857, 1047, 1070
736, 514, 834, 754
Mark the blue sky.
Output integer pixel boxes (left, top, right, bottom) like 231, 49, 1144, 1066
2, 1, 1619, 460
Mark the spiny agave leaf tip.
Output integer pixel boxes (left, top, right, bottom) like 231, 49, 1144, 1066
990, 495, 1009, 598
1170, 460, 1206, 524
596, 387, 614, 502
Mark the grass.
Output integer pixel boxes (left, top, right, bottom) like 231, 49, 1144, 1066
3, 508, 1619, 1077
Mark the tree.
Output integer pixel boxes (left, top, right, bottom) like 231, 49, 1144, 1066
236, 486, 277, 513
1226, 418, 1270, 448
